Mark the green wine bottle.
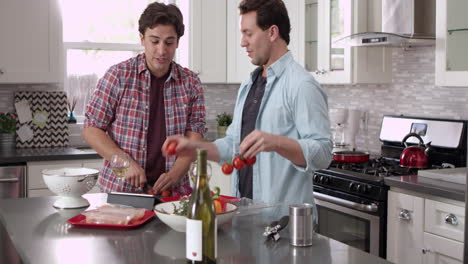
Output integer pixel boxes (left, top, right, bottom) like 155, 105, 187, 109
186, 149, 217, 264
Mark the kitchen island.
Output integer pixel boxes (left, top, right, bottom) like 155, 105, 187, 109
0, 193, 391, 264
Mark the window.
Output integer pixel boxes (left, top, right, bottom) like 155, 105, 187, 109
60, 0, 189, 121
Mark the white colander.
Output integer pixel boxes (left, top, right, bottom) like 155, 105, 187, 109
42, 168, 99, 209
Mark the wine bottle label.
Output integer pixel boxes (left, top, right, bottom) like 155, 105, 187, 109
186, 219, 202, 261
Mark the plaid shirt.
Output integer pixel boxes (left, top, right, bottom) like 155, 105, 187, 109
84, 53, 206, 195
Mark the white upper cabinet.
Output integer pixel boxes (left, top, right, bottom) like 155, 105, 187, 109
0, 0, 62, 84
435, 0, 468, 87
193, 0, 302, 84
300, 0, 391, 84
226, 0, 256, 84
189, 0, 227, 83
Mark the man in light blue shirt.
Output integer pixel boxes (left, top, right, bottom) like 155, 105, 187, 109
162, 0, 332, 208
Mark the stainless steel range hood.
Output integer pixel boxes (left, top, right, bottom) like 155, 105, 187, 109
334, 0, 435, 48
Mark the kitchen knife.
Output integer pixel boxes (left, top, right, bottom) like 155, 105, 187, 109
107, 191, 162, 210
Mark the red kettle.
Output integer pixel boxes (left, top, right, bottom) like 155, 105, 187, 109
399, 133, 431, 168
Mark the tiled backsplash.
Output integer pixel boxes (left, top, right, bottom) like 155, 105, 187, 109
326, 47, 468, 154
1, 47, 467, 153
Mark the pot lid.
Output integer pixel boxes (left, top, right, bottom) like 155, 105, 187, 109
42, 167, 99, 177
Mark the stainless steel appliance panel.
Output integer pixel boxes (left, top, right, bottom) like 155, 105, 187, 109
0, 165, 26, 198
314, 192, 381, 256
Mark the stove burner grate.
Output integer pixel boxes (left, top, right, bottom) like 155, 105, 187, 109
330, 157, 422, 177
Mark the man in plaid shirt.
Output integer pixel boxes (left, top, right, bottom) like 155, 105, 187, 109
83, 2, 206, 196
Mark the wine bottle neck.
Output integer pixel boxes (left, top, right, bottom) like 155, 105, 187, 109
196, 149, 208, 177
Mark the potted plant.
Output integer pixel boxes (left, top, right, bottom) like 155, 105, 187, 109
0, 112, 17, 149
216, 112, 232, 137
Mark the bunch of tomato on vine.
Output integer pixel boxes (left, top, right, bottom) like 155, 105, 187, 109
221, 154, 256, 175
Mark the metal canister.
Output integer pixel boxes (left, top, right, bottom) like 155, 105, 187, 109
289, 203, 314, 246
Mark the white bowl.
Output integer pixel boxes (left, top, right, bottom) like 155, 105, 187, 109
42, 167, 99, 209
154, 201, 238, 232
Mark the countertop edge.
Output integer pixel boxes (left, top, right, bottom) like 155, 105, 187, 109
0, 147, 101, 165
384, 175, 465, 202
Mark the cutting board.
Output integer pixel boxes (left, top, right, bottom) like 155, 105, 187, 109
417, 167, 468, 184
14, 91, 69, 148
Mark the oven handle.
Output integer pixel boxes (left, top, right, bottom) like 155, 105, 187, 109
313, 192, 378, 213
0, 178, 19, 183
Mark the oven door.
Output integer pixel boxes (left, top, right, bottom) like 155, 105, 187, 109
314, 191, 381, 257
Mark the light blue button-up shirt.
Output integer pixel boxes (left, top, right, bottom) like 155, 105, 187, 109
214, 51, 332, 207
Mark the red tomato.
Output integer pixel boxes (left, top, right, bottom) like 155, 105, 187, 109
245, 156, 256, 166
161, 190, 171, 197
166, 141, 177, 155
221, 162, 234, 175
232, 156, 245, 170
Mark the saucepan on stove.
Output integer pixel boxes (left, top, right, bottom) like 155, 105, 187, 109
399, 133, 431, 168
333, 150, 369, 163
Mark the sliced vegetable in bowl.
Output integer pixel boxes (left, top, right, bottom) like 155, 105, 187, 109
154, 201, 238, 232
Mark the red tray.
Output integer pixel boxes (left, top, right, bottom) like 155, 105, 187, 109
67, 210, 155, 229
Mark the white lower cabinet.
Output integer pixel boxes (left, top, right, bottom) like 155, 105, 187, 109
387, 190, 465, 264
423, 232, 463, 264
422, 199, 465, 263
27, 159, 103, 197
387, 190, 424, 264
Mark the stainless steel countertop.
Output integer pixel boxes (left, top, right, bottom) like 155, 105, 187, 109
384, 175, 465, 202
0, 193, 391, 264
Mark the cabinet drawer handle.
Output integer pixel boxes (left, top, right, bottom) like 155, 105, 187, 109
314, 69, 327, 75
422, 248, 431, 254
399, 209, 411, 221
444, 213, 459, 226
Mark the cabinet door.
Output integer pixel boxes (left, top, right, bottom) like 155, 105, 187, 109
0, 0, 62, 83
386, 191, 424, 264
303, 0, 318, 72
283, 0, 303, 63
304, 0, 351, 84
435, 0, 468, 86
190, 0, 227, 83
423, 232, 463, 264
302, 0, 390, 84
226, 0, 256, 84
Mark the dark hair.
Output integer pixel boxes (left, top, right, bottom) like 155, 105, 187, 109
138, 2, 184, 39
239, 0, 291, 44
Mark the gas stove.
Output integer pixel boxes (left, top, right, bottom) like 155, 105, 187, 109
313, 115, 467, 258
316, 115, 467, 197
